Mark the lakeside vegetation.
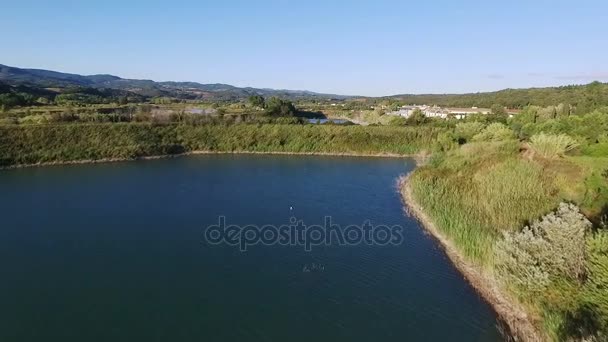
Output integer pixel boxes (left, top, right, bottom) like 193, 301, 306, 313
0, 123, 445, 167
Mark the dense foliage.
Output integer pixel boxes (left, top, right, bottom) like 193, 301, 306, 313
0, 123, 445, 167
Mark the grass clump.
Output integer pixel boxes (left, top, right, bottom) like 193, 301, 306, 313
529, 133, 579, 159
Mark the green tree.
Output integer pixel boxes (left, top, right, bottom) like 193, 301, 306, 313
248, 95, 265, 109
264, 97, 296, 117
491, 104, 507, 116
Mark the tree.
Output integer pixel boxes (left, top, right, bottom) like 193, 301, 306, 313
248, 95, 265, 109
264, 97, 296, 117
491, 104, 507, 116
0, 93, 26, 109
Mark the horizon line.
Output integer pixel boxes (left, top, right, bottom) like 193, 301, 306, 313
1, 62, 605, 99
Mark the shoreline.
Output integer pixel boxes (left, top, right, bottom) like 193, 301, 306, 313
398, 173, 544, 341
0, 150, 419, 170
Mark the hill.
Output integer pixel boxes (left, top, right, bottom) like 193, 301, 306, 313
2, 64, 608, 112
0, 64, 346, 101
386, 82, 608, 112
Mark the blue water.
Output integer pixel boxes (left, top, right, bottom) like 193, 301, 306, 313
307, 118, 349, 124
0, 155, 502, 341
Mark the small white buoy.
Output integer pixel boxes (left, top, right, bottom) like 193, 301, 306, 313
290, 206, 293, 210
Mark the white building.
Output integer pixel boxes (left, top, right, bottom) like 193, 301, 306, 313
388, 105, 493, 120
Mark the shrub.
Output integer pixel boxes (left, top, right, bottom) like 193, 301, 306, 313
472, 123, 515, 142
433, 132, 457, 152
388, 116, 407, 126
529, 133, 579, 158
454, 122, 485, 143
495, 203, 591, 294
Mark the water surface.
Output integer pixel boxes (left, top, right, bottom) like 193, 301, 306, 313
0, 155, 502, 341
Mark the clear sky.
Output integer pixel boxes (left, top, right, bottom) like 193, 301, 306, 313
2, 0, 607, 96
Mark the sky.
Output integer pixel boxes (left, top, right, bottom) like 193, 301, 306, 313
1, 0, 607, 96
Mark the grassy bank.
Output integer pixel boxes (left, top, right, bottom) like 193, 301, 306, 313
407, 139, 608, 340
0, 123, 445, 167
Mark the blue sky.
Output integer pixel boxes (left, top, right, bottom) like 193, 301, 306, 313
1, 0, 607, 96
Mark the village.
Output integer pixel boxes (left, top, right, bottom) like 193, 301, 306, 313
387, 105, 519, 119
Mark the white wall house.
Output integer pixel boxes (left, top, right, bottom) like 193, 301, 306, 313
387, 105, 494, 120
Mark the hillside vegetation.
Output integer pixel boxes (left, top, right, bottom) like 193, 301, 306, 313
388, 81, 608, 112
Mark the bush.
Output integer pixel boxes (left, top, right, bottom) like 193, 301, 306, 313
529, 133, 579, 158
388, 116, 407, 126
472, 123, 515, 142
454, 122, 485, 143
433, 132, 457, 152
495, 203, 591, 294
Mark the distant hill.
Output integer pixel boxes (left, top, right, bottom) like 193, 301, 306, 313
386, 82, 608, 111
0, 64, 347, 101
2, 64, 607, 111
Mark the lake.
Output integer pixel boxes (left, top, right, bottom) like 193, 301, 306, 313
307, 118, 350, 124
0, 155, 502, 341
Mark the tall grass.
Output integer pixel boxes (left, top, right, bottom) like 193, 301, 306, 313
529, 133, 579, 158
409, 141, 558, 264
584, 230, 608, 335
0, 123, 446, 166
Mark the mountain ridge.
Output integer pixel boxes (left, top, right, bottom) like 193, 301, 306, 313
0, 64, 348, 100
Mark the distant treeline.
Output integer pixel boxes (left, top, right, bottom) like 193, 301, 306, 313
0, 82, 145, 109
0, 124, 445, 167
4, 75, 608, 115
386, 81, 608, 112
